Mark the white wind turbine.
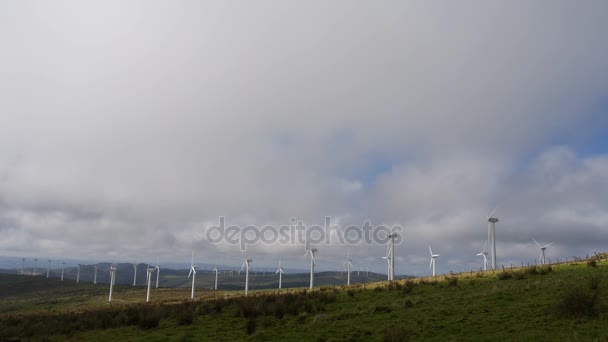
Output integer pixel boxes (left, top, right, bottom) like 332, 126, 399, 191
21, 257, 26, 275
46, 259, 51, 278
93, 264, 98, 284
275, 260, 285, 290
487, 208, 499, 270
382, 245, 392, 281
187, 251, 197, 300
476, 240, 489, 271
344, 251, 353, 286
132, 263, 138, 286
77, 264, 82, 283
108, 264, 117, 302
61, 262, 65, 281
533, 239, 553, 265
146, 265, 154, 303
155, 264, 160, 288
429, 246, 440, 277
388, 232, 397, 280
213, 267, 218, 290
304, 248, 317, 289
241, 252, 252, 295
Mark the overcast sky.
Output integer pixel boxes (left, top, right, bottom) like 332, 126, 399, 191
1, 1, 607, 275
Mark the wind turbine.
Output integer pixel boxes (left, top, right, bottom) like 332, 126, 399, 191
132, 263, 138, 286
108, 264, 117, 302
146, 265, 154, 303
33, 258, 38, 276
533, 239, 553, 265
77, 264, 81, 283
388, 232, 398, 280
61, 262, 65, 281
93, 264, 98, 284
344, 251, 353, 286
155, 264, 160, 288
275, 260, 285, 290
21, 257, 25, 275
487, 208, 499, 270
46, 259, 51, 278
476, 240, 489, 271
213, 267, 218, 290
382, 244, 392, 281
241, 252, 252, 295
187, 251, 197, 300
429, 246, 440, 277
304, 248, 317, 289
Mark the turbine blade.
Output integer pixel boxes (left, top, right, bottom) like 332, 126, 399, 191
429, 246, 433, 256
532, 239, 541, 248
488, 207, 497, 219
482, 240, 487, 253
543, 243, 553, 248
429, 258, 433, 268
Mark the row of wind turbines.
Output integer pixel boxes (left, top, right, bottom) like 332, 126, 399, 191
19, 209, 558, 303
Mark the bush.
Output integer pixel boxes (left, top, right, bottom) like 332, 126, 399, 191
245, 319, 257, 335
556, 286, 600, 318
446, 277, 458, 287
347, 289, 355, 297
402, 281, 416, 294
497, 271, 513, 280
512, 271, 526, 280
175, 310, 194, 326
587, 260, 597, 267
383, 326, 413, 342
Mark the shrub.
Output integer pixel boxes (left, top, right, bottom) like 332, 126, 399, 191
383, 326, 413, 342
175, 310, 194, 326
347, 289, 355, 297
446, 277, 458, 287
512, 271, 526, 280
402, 281, 416, 294
587, 260, 597, 267
497, 271, 513, 280
556, 286, 599, 318
245, 319, 257, 335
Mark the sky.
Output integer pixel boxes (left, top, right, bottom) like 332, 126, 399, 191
1, 1, 608, 276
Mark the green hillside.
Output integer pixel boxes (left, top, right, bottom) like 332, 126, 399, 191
1, 256, 607, 341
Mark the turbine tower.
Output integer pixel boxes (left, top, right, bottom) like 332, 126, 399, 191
429, 246, 440, 277
33, 258, 38, 276
388, 232, 398, 280
241, 252, 252, 295
46, 259, 51, 278
187, 252, 197, 299
155, 264, 160, 288
108, 264, 117, 302
382, 245, 392, 281
93, 264, 98, 284
533, 239, 553, 265
275, 260, 285, 290
213, 267, 218, 290
487, 208, 499, 270
304, 248, 317, 289
21, 257, 25, 275
132, 263, 138, 286
146, 266, 154, 303
61, 262, 65, 281
476, 240, 489, 271
344, 251, 353, 286
77, 264, 81, 283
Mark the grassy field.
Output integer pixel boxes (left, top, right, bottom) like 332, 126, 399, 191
1, 257, 607, 341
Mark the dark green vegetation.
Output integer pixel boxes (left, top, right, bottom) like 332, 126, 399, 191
1, 257, 607, 341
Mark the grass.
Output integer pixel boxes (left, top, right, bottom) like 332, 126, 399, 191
0, 257, 607, 341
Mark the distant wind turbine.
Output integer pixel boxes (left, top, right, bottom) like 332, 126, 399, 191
21, 257, 26, 275
382, 245, 392, 281
155, 264, 160, 288
93, 264, 98, 284
108, 264, 117, 302
533, 239, 553, 265
241, 252, 252, 295
344, 251, 353, 286
61, 262, 65, 281
46, 259, 51, 278
132, 263, 138, 286
275, 260, 285, 290
187, 251, 197, 300
33, 258, 38, 276
146, 265, 154, 303
304, 248, 317, 289
476, 240, 489, 271
213, 267, 218, 290
77, 264, 81, 283
429, 246, 440, 277
487, 208, 499, 270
